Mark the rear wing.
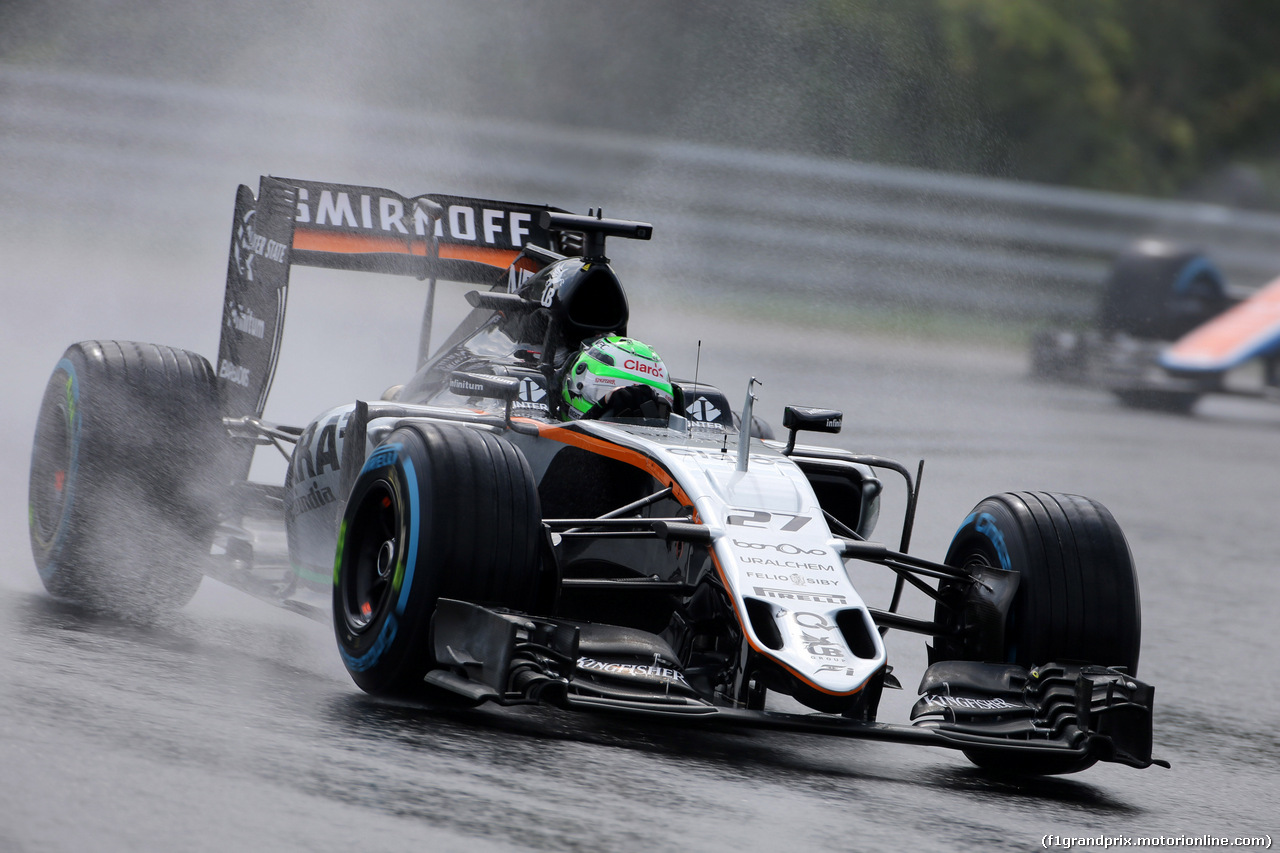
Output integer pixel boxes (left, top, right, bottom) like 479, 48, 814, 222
215, 176, 567, 419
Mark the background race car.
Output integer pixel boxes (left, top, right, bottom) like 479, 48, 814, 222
1031, 239, 1280, 413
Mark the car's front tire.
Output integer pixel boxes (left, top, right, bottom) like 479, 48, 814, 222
935, 491, 1141, 774
333, 423, 544, 697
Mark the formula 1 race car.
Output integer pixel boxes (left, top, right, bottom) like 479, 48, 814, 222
29, 177, 1165, 775
1031, 239, 1280, 413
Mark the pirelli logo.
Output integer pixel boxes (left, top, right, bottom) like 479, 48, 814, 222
752, 587, 848, 606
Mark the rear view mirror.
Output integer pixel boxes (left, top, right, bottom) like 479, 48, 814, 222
781, 405, 843, 454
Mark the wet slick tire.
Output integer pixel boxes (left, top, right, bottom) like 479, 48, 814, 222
334, 424, 543, 697
936, 492, 1141, 775
28, 341, 232, 617
1098, 243, 1229, 341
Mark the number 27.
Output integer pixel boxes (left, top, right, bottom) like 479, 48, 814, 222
725, 510, 811, 531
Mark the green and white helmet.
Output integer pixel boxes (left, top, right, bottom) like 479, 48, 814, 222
561, 336, 675, 420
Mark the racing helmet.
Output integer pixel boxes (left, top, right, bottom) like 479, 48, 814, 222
561, 336, 675, 420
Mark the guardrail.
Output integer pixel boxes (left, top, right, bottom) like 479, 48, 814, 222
4, 63, 1280, 321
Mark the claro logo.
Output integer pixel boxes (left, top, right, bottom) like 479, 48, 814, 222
624, 358, 665, 379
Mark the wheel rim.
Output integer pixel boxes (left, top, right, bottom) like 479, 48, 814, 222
341, 479, 401, 633
30, 388, 73, 546
940, 547, 1017, 664
957, 551, 995, 656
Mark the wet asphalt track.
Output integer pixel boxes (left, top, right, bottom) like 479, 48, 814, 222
3, 74, 1280, 853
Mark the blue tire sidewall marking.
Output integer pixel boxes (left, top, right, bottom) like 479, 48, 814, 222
34, 359, 81, 580
341, 615, 397, 672
1172, 255, 1223, 295
340, 443, 422, 673
361, 442, 403, 475
395, 455, 420, 619
973, 511, 1011, 572
953, 508, 1017, 661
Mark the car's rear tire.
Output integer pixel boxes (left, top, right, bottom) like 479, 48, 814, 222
333, 423, 544, 697
1098, 242, 1229, 342
28, 341, 233, 617
935, 491, 1141, 774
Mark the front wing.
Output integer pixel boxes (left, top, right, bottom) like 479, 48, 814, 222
427, 600, 1166, 771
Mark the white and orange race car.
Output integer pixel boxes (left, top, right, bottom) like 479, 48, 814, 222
29, 177, 1164, 776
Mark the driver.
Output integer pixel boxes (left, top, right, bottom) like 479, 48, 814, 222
560, 336, 675, 421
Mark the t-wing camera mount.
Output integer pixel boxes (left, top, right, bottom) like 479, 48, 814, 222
539, 210, 652, 263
